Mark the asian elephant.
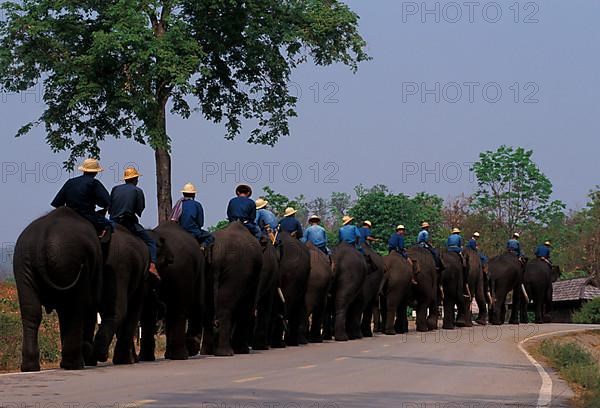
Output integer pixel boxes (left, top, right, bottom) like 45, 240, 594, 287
139, 222, 201, 361
301, 242, 333, 343
202, 222, 262, 356
457, 248, 488, 326
324, 243, 368, 341
270, 231, 311, 347
13, 208, 103, 371
360, 245, 385, 337
488, 253, 526, 325
92, 225, 152, 365
407, 247, 438, 332
252, 240, 281, 350
521, 259, 560, 324
440, 250, 466, 330
381, 252, 415, 335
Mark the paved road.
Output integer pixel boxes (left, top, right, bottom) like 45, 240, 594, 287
1, 324, 597, 408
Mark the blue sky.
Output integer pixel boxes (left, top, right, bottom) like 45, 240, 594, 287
1, 0, 599, 243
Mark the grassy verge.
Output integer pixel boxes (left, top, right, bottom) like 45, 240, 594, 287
538, 338, 600, 408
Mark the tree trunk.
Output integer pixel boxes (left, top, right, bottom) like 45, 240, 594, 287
155, 99, 172, 223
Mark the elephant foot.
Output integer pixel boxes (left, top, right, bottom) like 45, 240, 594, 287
308, 335, 324, 343
233, 345, 250, 355
214, 346, 234, 357
186, 337, 201, 357
521, 319, 529, 324
361, 328, 374, 338
323, 334, 333, 341
166, 348, 189, 360
138, 348, 156, 362
348, 332, 363, 340
335, 333, 349, 342
297, 335, 309, 345
475, 319, 487, 326
60, 359, 84, 370
508, 319, 519, 325
455, 320, 467, 328
442, 324, 455, 330
252, 342, 270, 351
543, 315, 552, 324
113, 352, 136, 365
384, 330, 396, 335
285, 338, 300, 347
20, 361, 41, 372
271, 340, 286, 349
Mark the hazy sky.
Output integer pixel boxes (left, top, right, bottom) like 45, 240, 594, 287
1, 0, 599, 244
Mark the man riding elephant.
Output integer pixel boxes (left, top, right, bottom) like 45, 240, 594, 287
227, 184, 261, 238
255, 198, 278, 239
170, 183, 214, 247
279, 207, 303, 238
535, 241, 553, 266
417, 222, 443, 272
109, 167, 159, 279
388, 225, 408, 258
507, 233, 523, 258
302, 215, 329, 255
359, 220, 377, 245
447, 227, 468, 294
51, 158, 112, 239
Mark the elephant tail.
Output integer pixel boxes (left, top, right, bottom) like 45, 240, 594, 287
37, 260, 84, 291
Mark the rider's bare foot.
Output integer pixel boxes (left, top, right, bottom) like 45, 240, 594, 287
149, 263, 160, 280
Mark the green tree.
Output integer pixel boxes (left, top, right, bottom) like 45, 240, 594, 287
349, 185, 443, 253
471, 146, 565, 234
0, 0, 369, 221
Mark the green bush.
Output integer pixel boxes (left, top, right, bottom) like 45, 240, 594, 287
573, 298, 600, 324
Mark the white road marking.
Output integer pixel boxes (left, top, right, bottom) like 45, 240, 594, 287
297, 364, 317, 369
518, 328, 597, 407
335, 357, 348, 361
361, 350, 371, 353
232, 376, 264, 383
129, 400, 157, 407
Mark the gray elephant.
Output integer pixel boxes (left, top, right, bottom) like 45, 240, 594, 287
13, 208, 103, 371
457, 248, 488, 326
270, 231, 311, 347
488, 253, 526, 325
324, 243, 368, 341
440, 250, 466, 330
252, 240, 281, 350
202, 222, 262, 356
521, 259, 560, 323
359, 245, 385, 337
407, 247, 439, 332
301, 241, 333, 343
139, 222, 202, 361
381, 252, 415, 334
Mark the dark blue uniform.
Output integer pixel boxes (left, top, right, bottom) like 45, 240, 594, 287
179, 199, 213, 244
359, 227, 372, 245
388, 233, 407, 258
109, 183, 157, 263
535, 245, 551, 259
279, 216, 303, 237
227, 197, 260, 237
447, 234, 464, 253
51, 174, 111, 232
467, 238, 478, 251
507, 239, 522, 257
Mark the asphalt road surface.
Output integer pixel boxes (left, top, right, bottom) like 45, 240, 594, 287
1, 324, 598, 408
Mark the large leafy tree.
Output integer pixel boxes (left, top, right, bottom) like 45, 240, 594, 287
471, 146, 565, 234
0, 0, 369, 221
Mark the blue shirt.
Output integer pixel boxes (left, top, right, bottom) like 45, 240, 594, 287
255, 208, 278, 231
417, 229, 430, 244
51, 174, 110, 217
109, 183, 145, 221
507, 239, 521, 256
339, 225, 361, 245
447, 234, 464, 252
227, 197, 256, 223
302, 225, 327, 248
359, 227, 372, 244
180, 199, 206, 239
279, 216, 303, 236
535, 245, 551, 258
388, 233, 406, 252
467, 238, 478, 251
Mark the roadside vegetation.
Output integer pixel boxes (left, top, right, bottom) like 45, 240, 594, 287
539, 337, 600, 407
573, 298, 600, 324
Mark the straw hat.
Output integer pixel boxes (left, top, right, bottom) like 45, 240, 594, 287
396, 225, 406, 231
452, 227, 461, 234
513, 232, 520, 238
421, 222, 430, 228
283, 207, 297, 217
473, 232, 481, 238
122, 167, 141, 180
255, 198, 268, 210
78, 158, 103, 173
342, 215, 354, 225
308, 214, 321, 222
544, 241, 552, 247
363, 220, 372, 228
181, 183, 197, 194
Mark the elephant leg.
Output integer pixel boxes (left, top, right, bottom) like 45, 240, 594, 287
94, 289, 127, 363
139, 291, 157, 362
287, 300, 306, 346
57, 306, 85, 370
426, 298, 439, 331
415, 296, 429, 332
186, 313, 203, 357
82, 309, 97, 367
373, 296, 383, 333
214, 310, 234, 357
309, 292, 328, 343
442, 292, 456, 330
269, 294, 286, 349
361, 299, 375, 338
322, 293, 334, 341
385, 297, 397, 335
253, 290, 274, 350
113, 285, 144, 365
475, 279, 488, 325
398, 301, 409, 334
18, 290, 43, 372
346, 297, 363, 340
509, 286, 521, 325
543, 288, 553, 323
232, 295, 254, 354
165, 307, 189, 360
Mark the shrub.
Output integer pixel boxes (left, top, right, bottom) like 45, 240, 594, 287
573, 297, 600, 324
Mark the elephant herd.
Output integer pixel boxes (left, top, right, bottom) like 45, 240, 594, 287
13, 208, 560, 372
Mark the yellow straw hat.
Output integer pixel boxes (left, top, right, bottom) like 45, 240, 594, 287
363, 220, 372, 227
513, 232, 520, 238
544, 241, 552, 247
255, 198, 268, 210
396, 225, 406, 231
342, 215, 354, 225
421, 222, 430, 228
308, 214, 321, 222
181, 183, 197, 194
452, 227, 461, 234
78, 158, 103, 173
122, 167, 141, 180
473, 232, 481, 237
283, 207, 297, 217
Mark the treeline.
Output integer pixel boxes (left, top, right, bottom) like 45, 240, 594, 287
212, 146, 600, 283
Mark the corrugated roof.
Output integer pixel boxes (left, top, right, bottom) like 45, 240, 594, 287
553, 278, 600, 302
